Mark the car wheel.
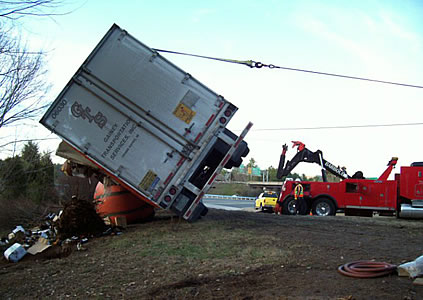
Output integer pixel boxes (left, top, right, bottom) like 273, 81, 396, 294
282, 197, 296, 215
312, 198, 336, 216
260, 203, 264, 211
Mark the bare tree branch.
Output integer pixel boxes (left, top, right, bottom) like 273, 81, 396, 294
0, 27, 51, 129
0, 0, 69, 20
0, 1, 83, 158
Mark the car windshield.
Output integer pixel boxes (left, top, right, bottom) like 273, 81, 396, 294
263, 192, 277, 198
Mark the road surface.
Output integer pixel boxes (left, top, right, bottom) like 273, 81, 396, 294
202, 195, 255, 211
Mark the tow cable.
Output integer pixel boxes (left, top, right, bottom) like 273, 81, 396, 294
153, 48, 423, 89
338, 261, 397, 278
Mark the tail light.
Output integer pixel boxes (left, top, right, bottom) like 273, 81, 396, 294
165, 186, 178, 202
169, 187, 177, 195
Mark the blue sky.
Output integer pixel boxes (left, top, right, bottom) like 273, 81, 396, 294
5, 0, 423, 178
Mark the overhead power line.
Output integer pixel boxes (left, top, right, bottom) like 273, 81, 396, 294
0, 137, 60, 148
153, 48, 423, 89
247, 122, 423, 132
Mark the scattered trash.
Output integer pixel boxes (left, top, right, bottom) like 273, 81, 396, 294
0, 238, 8, 246
76, 242, 87, 251
397, 255, 423, 278
13, 225, 25, 235
1, 195, 129, 263
7, 232, 15, 241
102, 227, 113, 236
26, 237, 51, 255
4, 243, 27, 262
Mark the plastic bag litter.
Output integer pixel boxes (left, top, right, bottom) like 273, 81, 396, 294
397, 255, 423, 278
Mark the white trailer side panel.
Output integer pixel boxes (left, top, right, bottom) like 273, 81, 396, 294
40, 24, 249, 221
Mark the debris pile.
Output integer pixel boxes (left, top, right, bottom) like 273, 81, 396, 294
56, 196, 107, 240
2, 196, 121, 263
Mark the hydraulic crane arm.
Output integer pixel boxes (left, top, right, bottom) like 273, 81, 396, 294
377, 157, 398, 181
276, 141, 351, 182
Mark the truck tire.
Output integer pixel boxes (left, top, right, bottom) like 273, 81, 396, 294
282, 197, 296, 215
312, 198, 336, 216
200, 205, 209, 217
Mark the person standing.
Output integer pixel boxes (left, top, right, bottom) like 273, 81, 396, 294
294, 183, 306, 215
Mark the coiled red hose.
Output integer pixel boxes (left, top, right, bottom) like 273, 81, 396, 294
338, 261, 397, 278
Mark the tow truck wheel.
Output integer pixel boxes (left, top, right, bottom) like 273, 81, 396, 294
282, 197, 296, 215
312, 198, 336, 216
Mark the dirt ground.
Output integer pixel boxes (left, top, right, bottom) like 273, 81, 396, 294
1, 208, 422, 299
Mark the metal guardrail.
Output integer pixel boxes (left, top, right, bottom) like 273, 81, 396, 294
204, 194, 256, 201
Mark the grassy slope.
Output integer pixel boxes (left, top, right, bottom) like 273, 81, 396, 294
0, 209, 292, 299
2, 209, 422, 299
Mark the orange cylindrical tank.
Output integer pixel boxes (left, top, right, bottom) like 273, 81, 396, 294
94, 182, 155, 224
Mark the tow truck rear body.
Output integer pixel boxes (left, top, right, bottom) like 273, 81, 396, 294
275, 142, 423, 218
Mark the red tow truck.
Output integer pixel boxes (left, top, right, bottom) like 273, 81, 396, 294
274, 141, 423, 218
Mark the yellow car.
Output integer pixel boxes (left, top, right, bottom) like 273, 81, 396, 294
255, 192, 278, 211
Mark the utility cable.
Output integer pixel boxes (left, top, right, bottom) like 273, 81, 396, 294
153, 48, 423, 89
249, 122, 423, 132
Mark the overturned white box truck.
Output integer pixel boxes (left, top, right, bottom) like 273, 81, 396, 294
40, 24, 251, 222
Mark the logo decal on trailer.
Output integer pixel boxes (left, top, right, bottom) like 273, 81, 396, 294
71, 101, 107, 129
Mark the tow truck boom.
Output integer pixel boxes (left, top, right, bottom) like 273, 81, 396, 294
276, 141, 361, 182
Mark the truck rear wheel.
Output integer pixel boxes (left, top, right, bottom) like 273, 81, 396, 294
282, 197, 296, 215
312, 198, 336, 216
